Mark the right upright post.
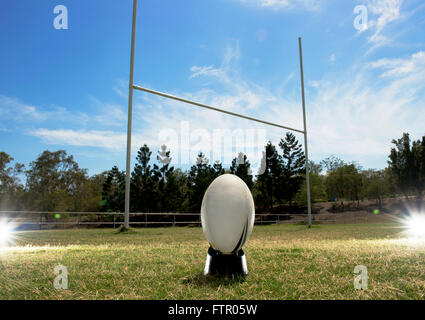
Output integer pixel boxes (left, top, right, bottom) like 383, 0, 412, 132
298, 37, 312, 228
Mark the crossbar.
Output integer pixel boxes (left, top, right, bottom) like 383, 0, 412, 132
133, 84, 305, 134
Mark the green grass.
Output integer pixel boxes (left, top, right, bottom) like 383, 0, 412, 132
0, 223, 424, 300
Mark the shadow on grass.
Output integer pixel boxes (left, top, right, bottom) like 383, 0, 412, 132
181, 273, 247, 288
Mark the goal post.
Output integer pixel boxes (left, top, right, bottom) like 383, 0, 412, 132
124, 0, 312, 228
124, 0, 138, 229
298, 37, 312, 228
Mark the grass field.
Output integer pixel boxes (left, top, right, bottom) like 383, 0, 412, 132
0, 223, 424, 300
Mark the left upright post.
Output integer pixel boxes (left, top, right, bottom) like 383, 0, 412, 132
125, 0, 138, 229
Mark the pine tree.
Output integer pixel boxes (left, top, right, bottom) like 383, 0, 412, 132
131, 144, 159, 212
187, 153, 215, 212
155, 145, 175, 212
278, 132, 305, 204
101, 165, 125, 212
254, 142, 281, 211
230, 153, 253, 190
213, 160, 225, 178
163, 171, 182, 212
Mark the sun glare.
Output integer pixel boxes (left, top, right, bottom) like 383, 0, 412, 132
404, 213, 425, 238
0, 220, 14, 246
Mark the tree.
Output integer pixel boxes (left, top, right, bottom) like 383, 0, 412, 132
0, 152, 25, 210
79, 172, 106, 212
131, 144, 159, 212
412, 136, 425, 199
154, 145, 176, 212
295, 161, 326, 205
25, 150, 88, 212
102, 166, 125, 212
321, 155, 344, 172
254, 142, 282, 211
324, 162, 363, 210
213, 160, 225, 178
173, 169, 190, 212
230, 153, 253, 190
388, 133, 425, 199
187, 153, 215, 212
162, 170, 183, 212
278, 132, 305, 204
362, 169, 392, 208
388, 133, 414, 198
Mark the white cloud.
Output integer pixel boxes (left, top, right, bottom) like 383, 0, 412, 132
112, 79, 129, 99
364, 0, 404, 52
190, 65, 224, 79
223, 41, 241, 67
89, 96, 127, 127
329, 54, 336, 63
0, 95, 50, 122
0, 95, 93, 128
0, 93, 128, 132
30, 129, 127, 150
113, 87, 127, 99
238, 0, 323, 11
371, 51, 425, 77
29, 128, 160, 154
189, 41, 240, 86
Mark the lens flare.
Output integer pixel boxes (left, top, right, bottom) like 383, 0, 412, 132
0, 220, 14, 246
405, 213, 425, 238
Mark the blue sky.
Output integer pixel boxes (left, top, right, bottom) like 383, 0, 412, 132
1, 0, 425, 175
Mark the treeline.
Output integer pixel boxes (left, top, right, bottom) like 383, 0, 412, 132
1, 132, 424, 214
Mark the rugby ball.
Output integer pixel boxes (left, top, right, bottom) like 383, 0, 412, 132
201, 174, 255, 254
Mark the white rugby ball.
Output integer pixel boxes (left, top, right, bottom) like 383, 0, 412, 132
201, 174, 255, 254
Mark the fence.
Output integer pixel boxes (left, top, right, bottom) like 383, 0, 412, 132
0, 211, 396, 230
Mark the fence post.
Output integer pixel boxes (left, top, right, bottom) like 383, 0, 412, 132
173, 214, 175, 227
145, 213, 147, 228
39, 212, 42, 230
77, 213, 80, 229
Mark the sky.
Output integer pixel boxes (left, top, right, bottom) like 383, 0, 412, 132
1, 0, 425, 176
